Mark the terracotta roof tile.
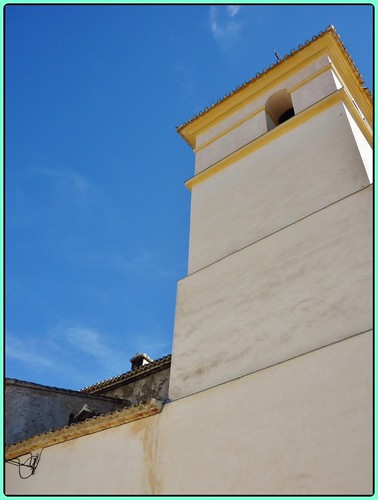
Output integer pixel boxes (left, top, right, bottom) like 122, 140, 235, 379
80, 354, 171, 394
176, 25, 371, 143
5, 399, 163, 461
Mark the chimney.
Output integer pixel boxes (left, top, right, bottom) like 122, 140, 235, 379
129, 353, 153, 370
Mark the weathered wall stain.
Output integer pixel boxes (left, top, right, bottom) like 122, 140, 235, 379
128, 414, 162, 494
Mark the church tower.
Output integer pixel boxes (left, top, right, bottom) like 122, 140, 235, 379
169, 26, 372, 401
4, 26, 372, 495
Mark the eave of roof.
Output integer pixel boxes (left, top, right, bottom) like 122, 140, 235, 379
80, 354, 172, 394
5, 378, 126, 404
176, 25, 371, 148
5, 399, 163, 461
6, 377, 86, 394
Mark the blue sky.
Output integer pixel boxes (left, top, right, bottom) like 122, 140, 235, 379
5, 4, 373, 390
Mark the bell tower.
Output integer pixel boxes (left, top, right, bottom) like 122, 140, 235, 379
169, 26, 372, 401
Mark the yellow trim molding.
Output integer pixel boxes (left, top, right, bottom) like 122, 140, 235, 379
185, 88, 372, 191
194, 105, 266, 154
178, 28, 371, 149
194, 62, 335, 154
5, 399, 163, 461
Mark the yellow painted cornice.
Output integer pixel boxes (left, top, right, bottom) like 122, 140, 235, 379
185, 88, 372, 192
178, 27, 371, 149
194, 63, 334, 155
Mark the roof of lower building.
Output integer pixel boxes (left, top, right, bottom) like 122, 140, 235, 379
80, 354, 172, 394
5, 378, 125, 403
5, 399, 163, 461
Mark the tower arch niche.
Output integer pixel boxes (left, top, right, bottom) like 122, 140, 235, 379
265, 90, 295, 131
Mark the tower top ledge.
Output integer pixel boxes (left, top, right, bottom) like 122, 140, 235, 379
177, 26, 372, 149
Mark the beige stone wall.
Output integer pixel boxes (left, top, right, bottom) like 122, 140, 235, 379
188, 104, 371, 274
344, 107, 373, 182
194, 59, 340, 174
5, 332, 372, 495
171, 186, 372, 400
195, 54, 331, 152
291, 68, 341, 113
98, 368, 170, 406
194, 109, 267, 173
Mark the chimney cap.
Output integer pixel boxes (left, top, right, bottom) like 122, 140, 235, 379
129, 353, 153, 369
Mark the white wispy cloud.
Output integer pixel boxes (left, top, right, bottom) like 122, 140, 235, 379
6, 317, 173, 389
6, 325, 131, 388
6, 336, 57, 370
63, 326, 123, 373
209, 5, 244, 41
227, 5, 241, 18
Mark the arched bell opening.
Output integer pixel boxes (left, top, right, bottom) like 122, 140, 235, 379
265, 90, 295, 130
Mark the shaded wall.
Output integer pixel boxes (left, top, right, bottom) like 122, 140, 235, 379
5, 379, 127, 445
97, 367, 170, 406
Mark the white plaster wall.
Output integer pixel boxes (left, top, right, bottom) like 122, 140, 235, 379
188, 104, 371, 274
266, 110, 276, 131
159, 332, 372, 494
170, 186, 372, 400
195, 109, 267, 174
6, 332, 372, 495
195, 55, 331, 149
344, 107, 373, 182
5, 416, 160, 495
291, 69, 341, 114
